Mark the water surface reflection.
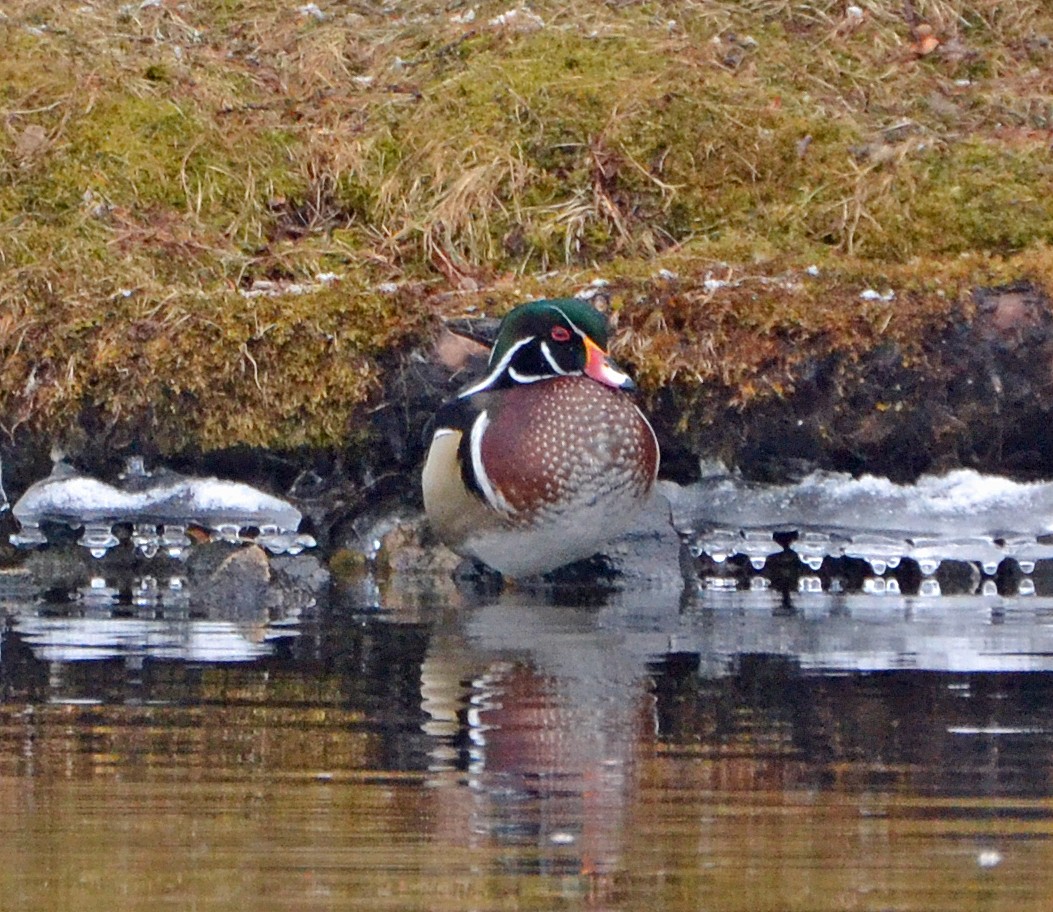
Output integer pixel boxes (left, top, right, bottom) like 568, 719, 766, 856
4, 572, 1053, 909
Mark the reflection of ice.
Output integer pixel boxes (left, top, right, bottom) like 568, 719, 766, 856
10, 457, 315, 558
12, 615, 288, 663
665, 468, 1053, 580
5, 568, 301, 663
415, 583, 1053, 885
676, 591, 1053, 675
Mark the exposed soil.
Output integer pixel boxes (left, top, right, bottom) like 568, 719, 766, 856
658, 280, 1053, 484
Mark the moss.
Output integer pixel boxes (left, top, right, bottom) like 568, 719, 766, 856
910, 142, 1053, 254
328, 547, 370, 583
3, 0, 1053, 458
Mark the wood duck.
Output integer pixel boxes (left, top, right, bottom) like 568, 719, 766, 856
422, 298, 660, 577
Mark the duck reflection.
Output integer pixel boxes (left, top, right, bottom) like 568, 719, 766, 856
420, 593, 666, 878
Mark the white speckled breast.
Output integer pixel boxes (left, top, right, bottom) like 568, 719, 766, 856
481, 377, 657, 519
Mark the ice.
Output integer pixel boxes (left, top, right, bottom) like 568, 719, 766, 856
131, 523, 160, 558
212, 524, 242, 544
256, 525, 314, 556
10, 457, 315, 557
798, 575, 822, 593
666, 467, 1053, 540
919, 578, 942, 597
1001, 538, 1053, 568
741, 529, 777, 566
694, 528, 740, 563
79, 524, 120, 558
9, 523, 48, 548
161, 524, 191, 558
791, 531, 837, 570
842, 533, 905, 573
911, 537, 1006, 575
665, 467, 1053, 593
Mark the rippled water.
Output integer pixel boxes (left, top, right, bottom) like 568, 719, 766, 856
5, 559, 1053, 910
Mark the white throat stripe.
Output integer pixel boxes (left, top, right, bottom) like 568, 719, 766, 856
508, 366, 549, 384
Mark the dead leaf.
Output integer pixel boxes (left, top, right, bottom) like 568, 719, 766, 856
15, 124, 49, 161
913, 24, 940, 56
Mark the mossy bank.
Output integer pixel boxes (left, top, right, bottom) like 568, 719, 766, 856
3, 1, 1053, 499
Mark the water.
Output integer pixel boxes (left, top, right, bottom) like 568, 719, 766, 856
5, 561, 1053, 911
6, 461, 1053, 909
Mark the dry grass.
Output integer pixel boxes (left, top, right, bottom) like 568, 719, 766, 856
1, 0, 1052, 451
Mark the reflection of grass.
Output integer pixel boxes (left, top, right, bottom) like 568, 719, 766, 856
2, 1, 1053, 451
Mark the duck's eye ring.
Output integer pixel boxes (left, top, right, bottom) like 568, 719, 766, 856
550, 326, 572, 343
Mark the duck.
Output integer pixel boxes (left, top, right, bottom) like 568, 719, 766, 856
422, 297, 659, 577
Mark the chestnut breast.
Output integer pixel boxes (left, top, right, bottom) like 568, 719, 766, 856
479, 376, 658, 522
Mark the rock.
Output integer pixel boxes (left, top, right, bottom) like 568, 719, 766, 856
188, 544, 270, 616
23, 547, 99, 592
270, 553, 330, 593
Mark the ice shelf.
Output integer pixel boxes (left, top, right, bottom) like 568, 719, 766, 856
664, 467, 1053, 593
10, 456, 315, 558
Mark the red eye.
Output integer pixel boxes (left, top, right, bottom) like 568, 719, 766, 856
550, 326, 571, 342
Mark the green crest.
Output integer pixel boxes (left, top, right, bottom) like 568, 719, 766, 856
489, 298, 610, 366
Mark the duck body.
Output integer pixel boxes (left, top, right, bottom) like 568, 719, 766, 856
422, 298, 659, 577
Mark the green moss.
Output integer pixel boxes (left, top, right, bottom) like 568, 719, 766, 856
328, 548, 369, 583
3, 0, 1053, 455
910, 142, 1053, 254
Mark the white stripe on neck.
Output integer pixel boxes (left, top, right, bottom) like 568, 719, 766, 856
539, 340, 570, 376
508, 366, 551, 384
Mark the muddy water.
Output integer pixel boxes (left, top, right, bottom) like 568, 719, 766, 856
4, 572, 1053, 911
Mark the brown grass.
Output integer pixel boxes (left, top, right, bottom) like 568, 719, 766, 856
1, 0, 1052, 452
